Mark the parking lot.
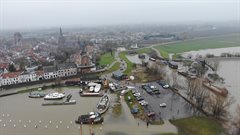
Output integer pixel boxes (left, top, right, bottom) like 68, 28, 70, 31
133, 82, 193, 120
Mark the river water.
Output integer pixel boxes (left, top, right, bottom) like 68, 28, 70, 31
182, 46, 240, 59
0, 87, 177, 135
214, 59, 240, 116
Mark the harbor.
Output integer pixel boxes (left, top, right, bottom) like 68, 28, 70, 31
0, 87, 179, 135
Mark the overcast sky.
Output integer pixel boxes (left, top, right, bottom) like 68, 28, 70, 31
0, 0, 239, 30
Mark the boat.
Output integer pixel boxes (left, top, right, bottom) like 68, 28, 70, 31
75, 112, 103, 124
42, 100, 76, 106
96, 94, 110, 114
29, 91, 45, 98
44, 92, 65, 100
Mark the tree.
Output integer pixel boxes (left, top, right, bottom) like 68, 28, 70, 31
209, 95, 234, 119
235, 105, 240, 134
185, 78, 209, 110
212, 60, 219, 72
8, 64, 16, 72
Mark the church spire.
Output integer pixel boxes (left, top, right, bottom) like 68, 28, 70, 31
60, 27, 63, 36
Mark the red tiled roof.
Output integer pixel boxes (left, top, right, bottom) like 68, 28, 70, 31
0, 63, 9, 69
2, 72, 21, 79
36, 70, 44, 76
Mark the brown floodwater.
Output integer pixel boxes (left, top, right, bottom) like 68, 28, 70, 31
0, 87, 177, 135
215, 59, 240, 116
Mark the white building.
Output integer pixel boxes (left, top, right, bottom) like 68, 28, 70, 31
57, 63, 77, 77
1, 72, 21, 86
43, 66, 58, 79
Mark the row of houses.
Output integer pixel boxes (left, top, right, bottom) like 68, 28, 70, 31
0, 63, 78, 87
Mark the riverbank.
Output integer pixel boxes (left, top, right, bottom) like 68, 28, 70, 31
171, 116, 225, 135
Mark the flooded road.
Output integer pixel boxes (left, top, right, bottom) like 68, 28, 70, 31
0, 87, 177, 135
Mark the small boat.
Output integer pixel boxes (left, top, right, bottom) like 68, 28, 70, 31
29, 91, 45, 98
44, 92, 65, 100
96, 94, 110, 114
75, 112, 103, 124
42, 100, 76, 106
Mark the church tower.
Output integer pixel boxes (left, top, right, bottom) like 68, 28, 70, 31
58, 27, 65, 45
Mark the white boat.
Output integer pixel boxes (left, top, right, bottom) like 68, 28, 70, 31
44, 92, 65, 100
96, 94, 110, 114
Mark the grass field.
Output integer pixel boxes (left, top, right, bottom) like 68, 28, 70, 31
171, 116, 224, 135
99, 52, 115, 65
119, 51, 134, 75
154, 34, 240, 58
136, 48, 152, 54
102, 62, 120, 75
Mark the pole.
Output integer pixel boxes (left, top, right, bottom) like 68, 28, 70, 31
80, 122, 82, 135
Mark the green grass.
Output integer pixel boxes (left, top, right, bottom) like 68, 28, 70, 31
136, 48, 152, 54
119, 51, 134, 75
99, 52, 115, 65
154, 34, 240, 58
124, 91, 146, 120
100, 62, 120, 75
171, 116, 224, 135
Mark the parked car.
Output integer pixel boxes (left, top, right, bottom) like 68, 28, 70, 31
131, 106, 139, 114
133, 93, 141, 97
147, 111, 155, 117
149, 85, 160, 94
136, 96, 144, 101
159, 103, 167, 107
131, 89, 139, 94
139, 100, 148, 106
142, 85, 153, 94
157, 80, 169, 89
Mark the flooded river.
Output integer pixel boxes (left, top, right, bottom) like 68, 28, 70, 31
0, 87, 177, 135
214, 59, 240, 116
182, 46, 240, 59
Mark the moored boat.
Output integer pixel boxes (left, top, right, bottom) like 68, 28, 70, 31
96, 94, 110, 114
29, 91, 45, 98
44, 92, 65, 100
75, 112, 103, 124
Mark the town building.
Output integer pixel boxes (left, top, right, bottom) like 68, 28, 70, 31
43, 66, 58, 79
57, 63, 77, 77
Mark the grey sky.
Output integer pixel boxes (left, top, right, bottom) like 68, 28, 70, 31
0, 0, 239, 29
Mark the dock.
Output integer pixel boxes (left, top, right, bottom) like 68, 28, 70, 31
42, 100, 76, 106
79, 92, 103, 97
0, 91, 18, 97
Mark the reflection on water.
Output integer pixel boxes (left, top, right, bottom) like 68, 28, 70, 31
0, 87, 177, 135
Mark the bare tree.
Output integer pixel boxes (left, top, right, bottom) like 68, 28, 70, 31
212, 60, 219, 72
209, 95, 234, 119
235, 105, 240, 134
148, 62, 159, 74
184, 78, 209, 110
